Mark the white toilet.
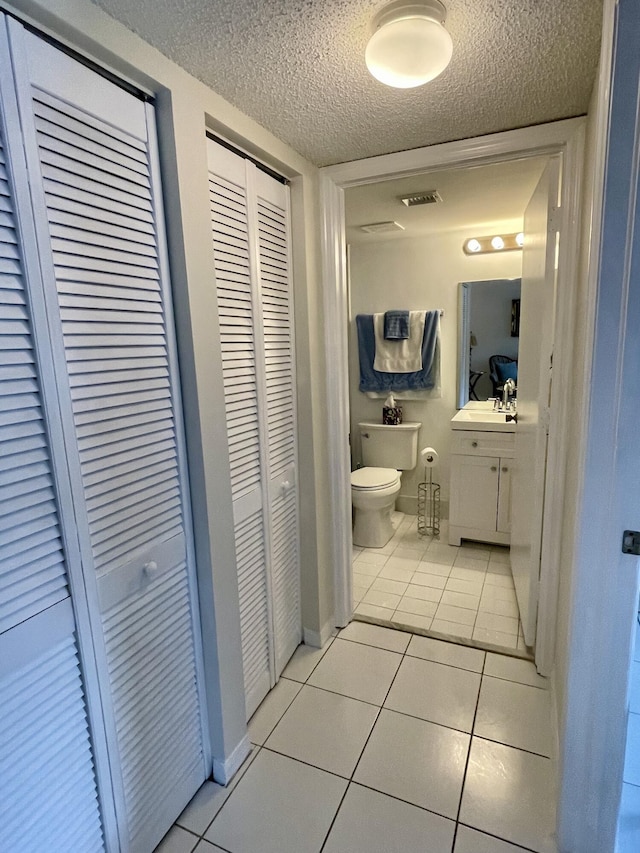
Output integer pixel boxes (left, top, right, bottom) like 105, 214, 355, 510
351, 422, 421, 548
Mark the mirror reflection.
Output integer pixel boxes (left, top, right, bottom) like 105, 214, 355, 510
458, 278, 521, 407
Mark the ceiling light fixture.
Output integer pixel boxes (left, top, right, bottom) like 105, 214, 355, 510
463, 233, 524, 255
365, 0, 453, 89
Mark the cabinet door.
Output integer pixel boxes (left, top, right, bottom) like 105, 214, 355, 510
9, 24, 208, 852
497, 461, 512, 534
450, 455, 499, 531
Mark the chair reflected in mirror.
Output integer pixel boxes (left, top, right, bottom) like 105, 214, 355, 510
489, 355, 518, 398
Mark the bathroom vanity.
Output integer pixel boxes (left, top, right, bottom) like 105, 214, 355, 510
448, 402, 515, 547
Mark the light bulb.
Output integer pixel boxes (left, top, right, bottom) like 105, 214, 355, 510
366, 2, 453, 89
466, 238, 481, 253
491, 236, 505, 250
516, 232, 524, 247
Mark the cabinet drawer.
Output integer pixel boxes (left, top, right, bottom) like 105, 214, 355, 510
452, 430, 515, 458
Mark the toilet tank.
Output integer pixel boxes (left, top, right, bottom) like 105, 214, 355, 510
358, 422, 421, 470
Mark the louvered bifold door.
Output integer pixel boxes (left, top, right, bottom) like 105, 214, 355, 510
8, 24, 208, 853
207, 140, 272, 719
255, 171, 301, 676
0, 41, 105, 851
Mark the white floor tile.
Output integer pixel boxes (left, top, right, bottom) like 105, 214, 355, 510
248, 678, 302, 745
353, 560, 384, 577
281, 639, 334, 683
410, 571, 448, 590
441, 590, 481, 611
363, 588, 402, 609
486, 560, 512, 576
484, 653, 548, 689
193, 841, 226, 853
323, 783, 456, 853
459, 738, 556, 853
472, 627, 519, 650
385, 656, 481, 733
384, 555, 422, 572
454, 553, 490, 571
478, 595, 520, 619
617, 782, 640, 853
484, 572, 515, 589
265, 684, 378, 777
176, 755, 258, 837
353, 571, 375, 590
392, 612, 434, 632
355, 602, 396, 620
356, 551, 390, 566
416, 559, 452, 577
431, 619, 474, 639
450, 566, 487, 583
339, 620, 411, 653
454, 825, 529, 853
370, 577, 409, 596
205, 750, 347, 853
354, 709, 469, 819
308, 638, 402, 705
154, 826, 199, 853
393, 546, 428, 561
379, 564, 416, 583
395, 596, 438, 618
435, 603, 477, 627
489, 547, 511, 564
481, 584, 519, 603
425, 543, 459, 566
403, 583, 442, 602
474, 676, 552, 756
446, 576, 484, 597
460, 543, 492, 559
475, 611, 519, 635
407, 635, 485, 673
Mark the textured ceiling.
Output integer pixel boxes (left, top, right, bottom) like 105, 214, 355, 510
92, 0, 603, 167
345, 156, 547, 243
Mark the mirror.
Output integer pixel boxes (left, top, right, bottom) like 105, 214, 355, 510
457, 278, 522, 407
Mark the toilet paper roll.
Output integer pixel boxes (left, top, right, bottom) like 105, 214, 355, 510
420, 446, 439, 467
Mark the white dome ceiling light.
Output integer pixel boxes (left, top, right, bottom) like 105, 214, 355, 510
365, 0, 453, 89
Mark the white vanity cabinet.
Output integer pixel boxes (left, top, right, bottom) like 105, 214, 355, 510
448, 428, 515, 546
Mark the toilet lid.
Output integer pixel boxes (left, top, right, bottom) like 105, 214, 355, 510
351, 467, 399, 490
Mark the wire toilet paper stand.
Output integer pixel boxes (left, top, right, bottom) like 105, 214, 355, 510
417, 447, 441, 537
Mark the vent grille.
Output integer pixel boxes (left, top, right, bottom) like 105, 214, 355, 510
399, 191, 442, 207
359, 221, 405, 234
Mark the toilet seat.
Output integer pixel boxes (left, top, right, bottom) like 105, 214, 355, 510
351, 467, 400, 490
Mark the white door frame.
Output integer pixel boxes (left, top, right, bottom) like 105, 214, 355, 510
557, 0, 640, 849
320, 118, 585, 674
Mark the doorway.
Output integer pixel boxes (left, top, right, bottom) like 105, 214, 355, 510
320, 118, 585, 675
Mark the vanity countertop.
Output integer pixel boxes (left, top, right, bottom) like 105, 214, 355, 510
451, 401, 516, 432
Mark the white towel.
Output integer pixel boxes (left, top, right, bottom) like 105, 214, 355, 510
373, 310, 425, 372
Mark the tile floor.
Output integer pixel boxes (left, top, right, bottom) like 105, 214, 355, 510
156, 623, 556, 853
352, 512, 528, 654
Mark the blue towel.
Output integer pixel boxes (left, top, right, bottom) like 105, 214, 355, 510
356, 310, 440, 393
384, 310, 410, 340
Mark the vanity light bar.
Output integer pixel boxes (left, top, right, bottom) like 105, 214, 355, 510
463, 232, 524, 255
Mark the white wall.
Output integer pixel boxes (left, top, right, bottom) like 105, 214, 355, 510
6, 0, 331, 772
348, 224, 522, 513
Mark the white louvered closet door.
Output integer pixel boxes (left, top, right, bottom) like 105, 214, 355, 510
0, 34, 105, 851
7, 23, 208, 853
207, 139, 300, 719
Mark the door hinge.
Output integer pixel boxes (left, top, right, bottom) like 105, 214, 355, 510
549, 206, 562, 233
622, 530, 640, 556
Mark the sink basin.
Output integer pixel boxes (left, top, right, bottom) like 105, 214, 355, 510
451, 408, 516, 432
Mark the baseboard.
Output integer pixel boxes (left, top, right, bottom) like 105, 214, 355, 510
303, 618, 335, 649
212, 733, 251, 786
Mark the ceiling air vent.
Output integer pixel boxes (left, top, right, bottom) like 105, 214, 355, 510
399, 190, 442, 207
359, 221, 405, 233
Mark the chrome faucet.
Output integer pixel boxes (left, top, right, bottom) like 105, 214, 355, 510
502, 378, 516, 409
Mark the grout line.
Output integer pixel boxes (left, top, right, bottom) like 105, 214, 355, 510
456, 821, 539, 852
348, 779, 457, 826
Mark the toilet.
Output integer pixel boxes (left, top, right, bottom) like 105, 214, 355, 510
351, 422, 421, 548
